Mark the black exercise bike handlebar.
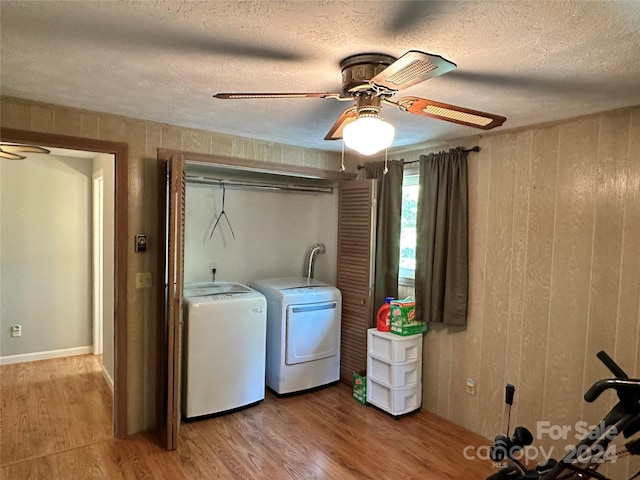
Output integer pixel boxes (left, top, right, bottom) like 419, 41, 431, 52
584, 378, 640, 403
596, 350, 629, 379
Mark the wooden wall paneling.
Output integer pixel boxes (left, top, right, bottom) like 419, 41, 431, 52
516, 126, 560, 435
423, 326, 443, 413
155, 155, 169, 439
440, 330, 454, 418
542, 117, 598, 451
182, 129, 213, 155
616, 107, 640, 378
29, 104, 54, 133
583, 112, 633, 479
336, 180, 376, 383
445, 147, 478, 429
502, 130, 533, 428
477, 133, 518, 437
581, 112, 630, 426
54, 108, 82, 137
451, 140, 492, 433
146, 124, 164, 432
446, 326, 471, 425
615, 113, 640, 477
113, 139, 129, 439
80, 111, 100, 139
448, 148, 478, 425
0, 97, 31, 130
119, 118, 149, 435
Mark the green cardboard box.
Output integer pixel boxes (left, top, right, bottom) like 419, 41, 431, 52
352, 371, 366, 404
390, 298, 427, 336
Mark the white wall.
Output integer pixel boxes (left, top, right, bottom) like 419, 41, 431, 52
0, 155, 93, 357
184, 183, 338, 286
93, 153, 115, 384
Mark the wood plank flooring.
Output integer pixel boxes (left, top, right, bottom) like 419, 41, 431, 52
0, 355, 113, 467
2, 372, 496, 479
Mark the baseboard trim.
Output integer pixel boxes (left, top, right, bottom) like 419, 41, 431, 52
102, 365, 114, 391
0, 346, 93, 365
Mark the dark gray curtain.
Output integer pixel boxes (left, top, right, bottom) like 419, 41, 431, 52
363, 160, 404, 322
415, 148, 468, 326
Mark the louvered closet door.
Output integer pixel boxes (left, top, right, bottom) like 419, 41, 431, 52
165, 153, 185, 450
337, 180, 377, 383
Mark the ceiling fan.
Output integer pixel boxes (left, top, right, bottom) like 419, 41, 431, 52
213, 50, 507, 155
0, 143, 50, 160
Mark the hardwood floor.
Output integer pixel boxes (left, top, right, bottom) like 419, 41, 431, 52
2, 378, 495, 479
0, 355, 112, 467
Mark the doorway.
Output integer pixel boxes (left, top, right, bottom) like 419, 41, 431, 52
0, 127, 128, 437
0, 146, 118, 466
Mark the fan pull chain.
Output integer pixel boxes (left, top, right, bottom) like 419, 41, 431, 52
383, 148, 388, 175
340, 141, 346, 172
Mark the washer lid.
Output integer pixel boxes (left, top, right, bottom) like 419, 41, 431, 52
184, 281, 254, 298
251, 277, 329, 291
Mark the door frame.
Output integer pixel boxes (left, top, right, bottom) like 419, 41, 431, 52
93, 172, 104, 356
0, 127, 129, 437
154, 147, 357, 449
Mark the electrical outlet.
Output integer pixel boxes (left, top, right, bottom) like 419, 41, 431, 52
466, 377, 476, 396
11, 325, 22, 337
135, 272, 152, 289
209, 262, 217, 281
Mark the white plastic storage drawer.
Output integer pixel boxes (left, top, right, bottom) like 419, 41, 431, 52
368, 356, 421, 388
366, 378, 421, 416
367, 328, 422, 363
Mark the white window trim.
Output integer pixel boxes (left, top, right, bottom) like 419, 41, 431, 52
398, 167, 419, 288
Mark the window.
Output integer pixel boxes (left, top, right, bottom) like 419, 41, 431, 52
399, 170, 419, 286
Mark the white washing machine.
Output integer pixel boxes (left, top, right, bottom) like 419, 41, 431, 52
182, 282, 266, 419
251, 277, 341, 395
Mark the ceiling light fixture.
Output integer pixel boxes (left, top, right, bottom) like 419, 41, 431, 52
342, 113, 395, 156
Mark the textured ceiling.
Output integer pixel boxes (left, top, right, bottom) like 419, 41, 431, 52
2, 1, 640, 153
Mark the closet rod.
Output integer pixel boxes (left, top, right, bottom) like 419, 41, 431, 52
185, 175, 333, 194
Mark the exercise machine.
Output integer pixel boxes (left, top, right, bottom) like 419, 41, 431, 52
487, 351, 640, 480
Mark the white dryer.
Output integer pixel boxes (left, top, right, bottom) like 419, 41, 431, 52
251, 277, 341, 395
182, 282, 266, 419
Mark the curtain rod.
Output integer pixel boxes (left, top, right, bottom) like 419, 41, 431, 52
185, 175, 333, 194
357, 146, 480, 170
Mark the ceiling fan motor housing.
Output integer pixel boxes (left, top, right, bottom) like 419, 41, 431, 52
340, 53, 396, 95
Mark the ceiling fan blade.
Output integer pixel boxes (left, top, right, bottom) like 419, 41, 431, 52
398, 96, 506, 130
213, 92, 342, 100
0, 144, 51, 154
370, 51, 456, 92
0, 149, 26, 160
324, 107, 358, 141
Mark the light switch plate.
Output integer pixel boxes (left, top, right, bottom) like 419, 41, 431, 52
136, 272, 152, 289
466, 377, 476, 396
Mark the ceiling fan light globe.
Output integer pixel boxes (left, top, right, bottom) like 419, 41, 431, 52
342, 115, 395, 156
